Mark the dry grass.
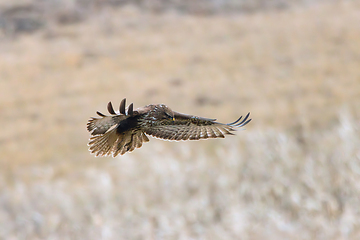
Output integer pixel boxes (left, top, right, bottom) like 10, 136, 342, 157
1, 1, 360, 239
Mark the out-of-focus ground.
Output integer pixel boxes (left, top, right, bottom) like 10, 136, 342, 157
1, 0, 360, 239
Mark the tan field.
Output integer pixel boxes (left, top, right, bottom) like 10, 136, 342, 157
1, 1, 360, 239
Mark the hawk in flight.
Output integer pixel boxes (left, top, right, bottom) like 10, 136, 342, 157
87, 98, 251, 157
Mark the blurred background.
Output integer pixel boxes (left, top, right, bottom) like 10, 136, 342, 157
1, 0, 360, 239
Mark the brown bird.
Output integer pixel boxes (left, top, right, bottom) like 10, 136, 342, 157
87, 98, 251, 157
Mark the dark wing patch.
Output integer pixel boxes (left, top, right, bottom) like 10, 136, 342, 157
144, 112, 251, 141
88, 98, 140, 136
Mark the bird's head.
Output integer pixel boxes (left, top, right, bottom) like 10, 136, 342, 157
157, 104, 175, 121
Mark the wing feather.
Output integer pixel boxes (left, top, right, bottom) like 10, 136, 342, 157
88, 121, 149, 157
119, 98, 126, 114
87, 115, 125, 135
144, 112, 251, 141
142, 132, 150, 142
200, 126, 208, 139
213, 127, 225, 138
107, 102, 116, 115
206, 126, 215, 138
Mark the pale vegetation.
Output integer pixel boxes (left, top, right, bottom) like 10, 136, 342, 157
1, 1, 360, 239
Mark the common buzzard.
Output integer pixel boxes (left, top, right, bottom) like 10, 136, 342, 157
87, 98, 251, 157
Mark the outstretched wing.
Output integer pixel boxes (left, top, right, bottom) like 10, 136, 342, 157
144, 111, 251, 141
87, 99, 149, 157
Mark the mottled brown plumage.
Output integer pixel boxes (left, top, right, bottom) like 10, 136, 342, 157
87, 98, 251, 157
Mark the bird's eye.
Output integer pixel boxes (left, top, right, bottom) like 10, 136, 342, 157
165, 112, 173, 119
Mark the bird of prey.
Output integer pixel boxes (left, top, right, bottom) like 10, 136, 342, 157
87, 98, 251, 157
